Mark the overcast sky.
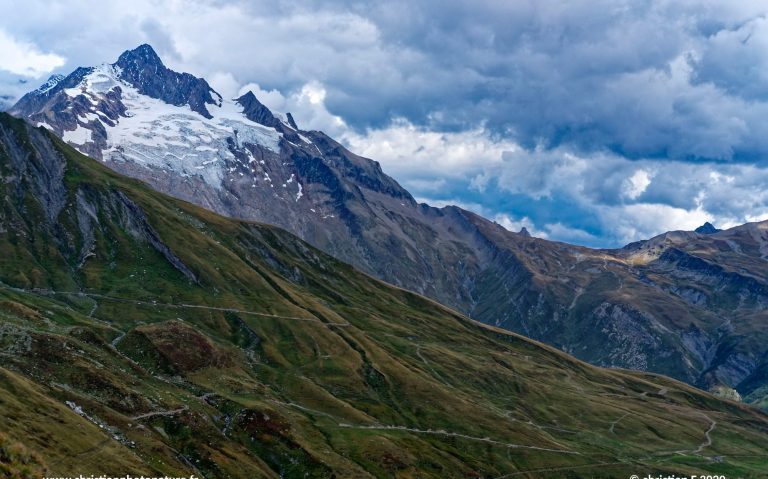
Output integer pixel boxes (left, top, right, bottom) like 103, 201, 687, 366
2, 0, 767, 246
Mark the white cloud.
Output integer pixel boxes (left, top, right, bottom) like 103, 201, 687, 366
208, 72, 240, 100
415, 197, 488, 216
342, 119, 517, 180
237, 80, 349, 135
402, 178, 446, 193
598, 204, 711, 244
0, 30, 64, 77
494, 214, 547, 238
622, 169, 653, 200
492, 215, 600, 244
485, 147, 768, 244
238, 83, 289, 111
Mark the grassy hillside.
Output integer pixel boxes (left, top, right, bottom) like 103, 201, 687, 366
0, 113, 767, 477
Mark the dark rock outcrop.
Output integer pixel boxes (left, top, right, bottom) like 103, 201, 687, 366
695, 222, 721, 234
236, 91, 281, 128
286, 112, 298, 129
115, 44, 219, 118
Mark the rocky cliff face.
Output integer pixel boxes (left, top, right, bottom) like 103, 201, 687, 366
114, 44, 218, 118
0, 116, 197, 288
11, 45, 768, 407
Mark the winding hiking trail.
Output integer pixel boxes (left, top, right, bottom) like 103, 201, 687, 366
416, 344, 454, 388
273, 398, 579, 456
110, 331, 127, 347
337, 423, 581, 455
132, 406, 189, 421
87, 301, 99, 318
673, 412, 716, 456
609, 412, 632, 434
270, 399, 338, 419
0, 284, 350, 327
696, 415, 717, 454
507, 415, 578, 435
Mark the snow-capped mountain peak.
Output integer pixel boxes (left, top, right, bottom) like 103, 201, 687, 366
16, 60, 284, 190
114, 44, 220, 119
35, 74, 65, 94
115, 43, 164, 69
13, 45, 328, 197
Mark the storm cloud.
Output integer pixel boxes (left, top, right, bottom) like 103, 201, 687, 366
2, 0, 768, 246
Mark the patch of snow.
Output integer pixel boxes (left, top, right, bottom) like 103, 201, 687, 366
63, 124, 93, 145
36, 74, 65, 94
79, 111, 101, 123
65, 401, 85, 415
296, 182, 303, 201
244, 149, 258, 163
64, 86, 83, 98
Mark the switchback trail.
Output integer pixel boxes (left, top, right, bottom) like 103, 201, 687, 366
132, 406, 189, 421
337, 423, 580, 455
0, 284, 350, 327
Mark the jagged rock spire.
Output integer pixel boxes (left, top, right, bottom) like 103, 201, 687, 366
236, 91, 281, 128
114, 44, 219, 119
695, 222, 720, 234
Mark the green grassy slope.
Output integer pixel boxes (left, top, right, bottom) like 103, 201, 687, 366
0, 113, 767, 477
